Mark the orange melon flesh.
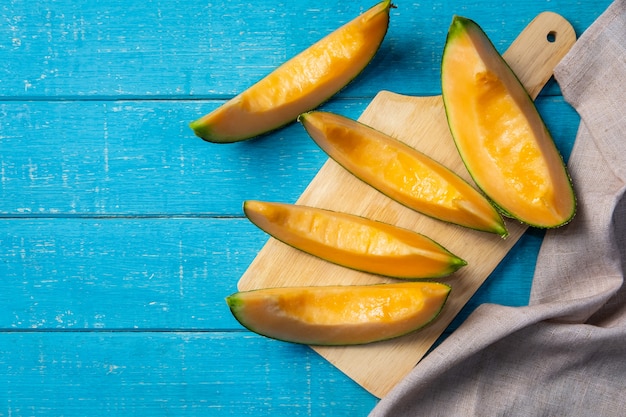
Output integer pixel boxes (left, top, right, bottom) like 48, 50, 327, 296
226, 282, 451, 345
441, 16, 576, 228
190, 0, 392, 143
244, 200, 467, 279
299, 111, 508, 236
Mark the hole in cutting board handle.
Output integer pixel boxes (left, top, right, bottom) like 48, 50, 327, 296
547, 30, 557, 42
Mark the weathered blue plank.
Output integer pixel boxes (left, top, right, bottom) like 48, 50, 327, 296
0, 0, 611, 99
0, 331, 378, 416
1, 216, 542, 331
0, 97, 579, 216
0, 99, 365, 216
0, 218, 265, 330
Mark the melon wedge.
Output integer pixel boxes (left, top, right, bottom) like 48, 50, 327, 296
226, 282, 451, 345
244, 200, 467, 279
190, 0, 392, 143
299, 111, 508, 236
441, 16, 576, 228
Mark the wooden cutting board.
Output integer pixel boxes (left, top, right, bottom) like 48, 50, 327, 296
238, 12, 576, 398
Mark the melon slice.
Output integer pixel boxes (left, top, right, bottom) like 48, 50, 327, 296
227, 282, 451, 345
299, 111, 508, 236
244, 200, 467, 279
190, 0, 392, 143
441, 16, 576, 228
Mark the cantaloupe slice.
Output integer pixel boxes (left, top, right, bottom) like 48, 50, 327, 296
244, 200, 467, 279
299, 111, 508, 236
190, 0, 392, 143
226, 282, 451, 345
441, 16, 576, 228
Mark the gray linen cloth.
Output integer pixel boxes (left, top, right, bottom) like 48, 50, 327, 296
370, 1, 626, 415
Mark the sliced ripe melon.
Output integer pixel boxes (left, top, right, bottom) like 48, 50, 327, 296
299, 111, 508, 236
226, 282, 451, 345
441, 16, 576, 228
190, 0, 392, 143
244, 200, 467, 279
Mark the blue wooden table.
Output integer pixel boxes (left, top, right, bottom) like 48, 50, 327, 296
0, 1, 612, 415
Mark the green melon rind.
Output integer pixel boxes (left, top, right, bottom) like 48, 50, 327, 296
299, 112, 509, 237
189, 0, 392, 144
225, 283, 451, 346
441, 15, 576, 229
243, 201, 467, 280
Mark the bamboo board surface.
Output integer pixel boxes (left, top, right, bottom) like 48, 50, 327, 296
238, 12, 576, 398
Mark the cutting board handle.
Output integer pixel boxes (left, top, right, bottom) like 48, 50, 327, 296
503, 12, 576, 98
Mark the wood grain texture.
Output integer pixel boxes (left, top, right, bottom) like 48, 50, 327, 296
0, 99, 364, 216
0, 218, 265, 330
0, 98, 576, 216
0, 0, 605, 100
0, 0, 613, 414
0, 218, 547, 331
238, 12, 576, 398
0, 332, 377, 416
